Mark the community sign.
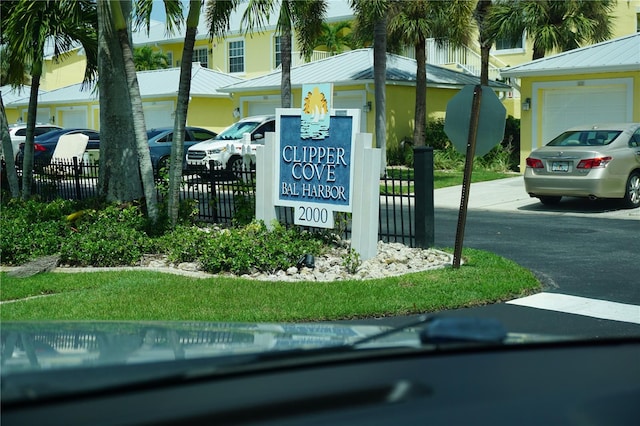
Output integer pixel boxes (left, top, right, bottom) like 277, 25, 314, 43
275, 83, 360, 228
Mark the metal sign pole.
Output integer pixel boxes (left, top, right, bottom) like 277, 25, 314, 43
453, 85, 483, 268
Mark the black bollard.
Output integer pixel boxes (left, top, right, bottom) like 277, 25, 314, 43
413, 146, 434, 248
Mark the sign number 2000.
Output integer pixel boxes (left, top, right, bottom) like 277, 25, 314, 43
295, 206, 334, 228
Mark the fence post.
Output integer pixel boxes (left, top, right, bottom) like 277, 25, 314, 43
208, 160, 218, 222
413, 146, 434, 248
73, 156, 82, 200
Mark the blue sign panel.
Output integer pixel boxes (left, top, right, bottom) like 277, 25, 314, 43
276, 111, 355, 212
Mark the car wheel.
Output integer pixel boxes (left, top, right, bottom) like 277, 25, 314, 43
158, 156, 170, 173
539, 196, 561, 205
227, 155, 244, 179
623, 172, 640, 208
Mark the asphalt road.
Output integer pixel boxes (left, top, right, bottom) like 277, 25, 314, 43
351, 177, 640, 338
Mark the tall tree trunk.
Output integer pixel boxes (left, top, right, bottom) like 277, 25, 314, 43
475, 0, 492, 86
97, 0, 143, 202
413, 37, 427, 148
373, 14, 387, 176
1, 95, 21, 198
112, 1, 159, 223
280, 27, 292, 108
168, 0, 200, 226
20, 66, 42, 200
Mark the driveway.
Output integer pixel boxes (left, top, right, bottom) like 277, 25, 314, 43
435, 175, 640, 221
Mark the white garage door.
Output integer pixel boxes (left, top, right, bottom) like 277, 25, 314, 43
248, 101, 279, 117
143, 102, 174, 129
61, 109, 87, 128
333, 93, 367, 133
540, 82, 631, 145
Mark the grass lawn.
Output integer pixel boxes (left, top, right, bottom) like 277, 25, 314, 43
0, 249, 540, 322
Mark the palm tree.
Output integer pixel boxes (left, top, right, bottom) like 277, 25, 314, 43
350, 0, 390, 175
474, 0, 493, 86
1, 0, 98, 200
167, 0, 198, 227
388, 0, 473, 148
97, 0, 159, 223
241, 0, 327, 108
133, 45, 171, 70
487, 0, 616, 60
1, 95, 21, 198
315, 21, 352, 56
135, 0, 191, 226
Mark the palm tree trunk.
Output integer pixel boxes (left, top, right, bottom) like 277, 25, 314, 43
280, 28, 292, 108
413, 37, 427, 148
97, 0, 144, 203
112, 1, 159, 223
1, 95, 21, 198
475, 0, 492, 86
168, 0, 200, 226
373, 14, 387, 175
21, 67, 42, 200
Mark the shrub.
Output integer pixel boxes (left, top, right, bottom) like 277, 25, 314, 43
59, 204, 154, 267
0, 199, 75, 265
198, 221, 324, 275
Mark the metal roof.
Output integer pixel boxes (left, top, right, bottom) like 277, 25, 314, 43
5, 64, 243, 106
501, 33, 640, 77
1, 85, 46, 104
219, 48, 512, 93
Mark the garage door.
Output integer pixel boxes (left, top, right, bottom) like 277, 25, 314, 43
333, 93, 367, 133
61, 109, 87, 128
143, 102, 174, 129
248, 101, 279, 117
540, 83, 631, 146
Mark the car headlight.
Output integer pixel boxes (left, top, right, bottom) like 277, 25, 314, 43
207, 147, 226, 155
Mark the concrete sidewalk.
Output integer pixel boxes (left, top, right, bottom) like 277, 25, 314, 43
434, 175, 640, 220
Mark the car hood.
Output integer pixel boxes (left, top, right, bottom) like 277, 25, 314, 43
1, 319, 573, 374
0, 320, 578, 403
0, 321, 417, 374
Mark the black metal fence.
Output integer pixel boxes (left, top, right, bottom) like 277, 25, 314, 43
3, 157, 419, 246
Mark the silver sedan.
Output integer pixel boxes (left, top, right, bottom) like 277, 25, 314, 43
524, 123, 640, 208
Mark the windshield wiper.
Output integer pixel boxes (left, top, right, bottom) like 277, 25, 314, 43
349, 315, 507, 347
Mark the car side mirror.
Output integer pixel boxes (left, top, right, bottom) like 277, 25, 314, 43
254, 134, 264, 141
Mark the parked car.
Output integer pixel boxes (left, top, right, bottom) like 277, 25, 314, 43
186, 115, 275, 176
6, 123, 62, 160
524, 123, 640, 208
16, 128, 100, 167
147, 126, 217, 173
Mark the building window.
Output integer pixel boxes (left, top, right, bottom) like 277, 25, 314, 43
192, 47, 208, 68
495, 35, 524, 51
228, 40, 244, 73
636, 12, 639, 32
274, 36, 282, 68
166, 51, 173, 67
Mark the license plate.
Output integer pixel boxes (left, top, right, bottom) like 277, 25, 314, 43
551, 161, 569, 172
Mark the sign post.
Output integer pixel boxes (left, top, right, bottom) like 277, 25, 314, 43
444, 85, 506, 268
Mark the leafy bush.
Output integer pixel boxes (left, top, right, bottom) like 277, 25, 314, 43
0, 199, 75, 265
1, 197, 326, 274
59, 204, 154, 267
198, 221, 324, 275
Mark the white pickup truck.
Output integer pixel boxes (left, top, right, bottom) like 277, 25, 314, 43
185, 115, 275, 176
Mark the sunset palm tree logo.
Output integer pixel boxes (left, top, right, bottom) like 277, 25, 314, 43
301, 84, 331, 140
